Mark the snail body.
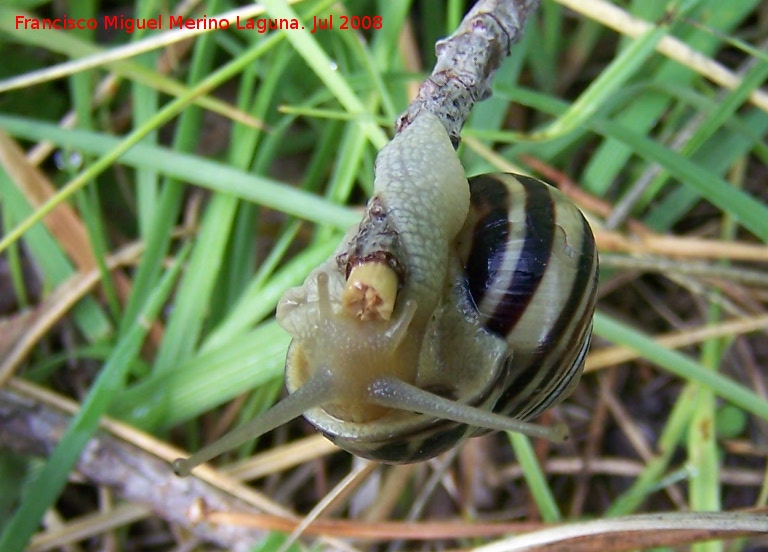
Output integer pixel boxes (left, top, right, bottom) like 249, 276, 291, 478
173, 113, 598, 474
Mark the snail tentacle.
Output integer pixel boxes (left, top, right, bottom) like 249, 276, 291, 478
172, 368, 337, 477
367, 377, 569, 443
174, 112, 598, 471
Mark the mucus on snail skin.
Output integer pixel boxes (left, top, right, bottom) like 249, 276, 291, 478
370, 112, 470, 321
171, 118, 590, 475
276, 113, 480, 423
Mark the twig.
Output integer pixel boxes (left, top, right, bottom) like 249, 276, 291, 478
472, 511, 768, 552
598, 253, 768, 288
396, 0, 540, 145
0, 384, 268, 552
338, 0, 543, 287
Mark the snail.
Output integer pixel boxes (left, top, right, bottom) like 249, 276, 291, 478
173, 113, 598, 475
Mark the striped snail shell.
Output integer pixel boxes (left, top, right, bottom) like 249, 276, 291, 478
173, 113, 598, 475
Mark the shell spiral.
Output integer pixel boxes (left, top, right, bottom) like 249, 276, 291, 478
275, 115, 598, 463
458, 173, 599, 424
172, 114, 599, 476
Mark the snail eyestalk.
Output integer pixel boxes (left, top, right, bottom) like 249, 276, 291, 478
172, 369, 337, 477
368, 377, 570, 443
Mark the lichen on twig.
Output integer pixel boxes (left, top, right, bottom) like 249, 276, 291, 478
396, 0, 541, 146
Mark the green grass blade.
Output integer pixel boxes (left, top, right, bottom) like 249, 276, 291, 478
593, 312, 768, 421
607, 384, 698, 516
113, 320, 289, 430
261, 0, 388, 148
0, 170, 112, 341
0, 116, 360, 229
508, 433, 562, 522
0, 243, 190, 552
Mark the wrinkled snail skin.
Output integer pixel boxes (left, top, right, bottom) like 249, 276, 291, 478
324, 173, 598, 463
275, 120, 597, 463
171, 113, 598, 474
276, 113, 511, 461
